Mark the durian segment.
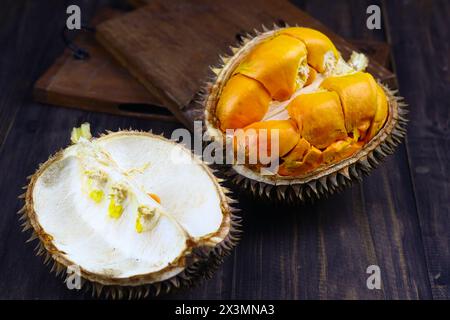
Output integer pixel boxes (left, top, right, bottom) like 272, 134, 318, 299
234, 119, 300, 162
234, 34, 308, 101
320, 72, 378, 140
31, 131, 230, 284
281, 138, 311, 164
287, 91, 347, 149
278, 139, 323, 176
279, 27, 339, 73
366, 84, 389, 141
322, 137, 363, 164
216, 74, 270, 130
96, 134, 227, 243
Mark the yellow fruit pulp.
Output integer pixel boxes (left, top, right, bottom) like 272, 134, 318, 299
214, 27, 389, 177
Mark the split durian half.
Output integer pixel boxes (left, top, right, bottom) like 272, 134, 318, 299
204, 26, 408, 202
20, 124, 240, 298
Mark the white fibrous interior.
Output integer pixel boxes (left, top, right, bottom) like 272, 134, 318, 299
263, 74, 326, 121
32, 134, 225, 280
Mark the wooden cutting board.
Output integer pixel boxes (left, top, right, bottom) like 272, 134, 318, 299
33, 8, 177, 122
97, 0, 396, 130
34, 2, 393, 125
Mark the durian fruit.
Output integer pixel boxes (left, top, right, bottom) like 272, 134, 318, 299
204, 26, 408, 202
20, 123, 240, 298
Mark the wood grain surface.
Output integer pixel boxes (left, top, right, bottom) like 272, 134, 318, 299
33, 8, 177, 122
33, 5, 391, 123
0, 0, 448, 300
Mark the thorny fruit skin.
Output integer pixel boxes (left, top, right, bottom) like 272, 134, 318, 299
213, 27, 391, 178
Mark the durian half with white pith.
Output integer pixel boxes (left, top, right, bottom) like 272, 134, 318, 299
21, 124, 240, 297
204, 26, 408, 201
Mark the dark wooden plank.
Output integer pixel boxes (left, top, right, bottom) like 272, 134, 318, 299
0, 0, 63, 148
35, 1, 388, 125
0, 0, 107, 299
96, 0, 395, 130
306, 0, 433, 299
362, 145, 433, 299
229, 198, 321, 299
33, 8, 178, 122
384, 0, 450, 299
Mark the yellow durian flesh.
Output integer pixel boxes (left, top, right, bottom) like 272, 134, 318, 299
234, 119, 300, 162
287, 91, 348, 149
278, 138, 323, 176
279, 27, 339, 73
366, 84, 389, 141
322, 137, 363, 164
320, 72, 378, 140
211, 27, 390, 178
216, 74, 270, 130
234, 34, 308, 101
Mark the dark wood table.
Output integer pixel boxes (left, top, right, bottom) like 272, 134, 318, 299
0, 0, 448, 300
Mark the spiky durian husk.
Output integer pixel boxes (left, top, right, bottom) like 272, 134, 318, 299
19, 131, 241, 298
202, 26, 408, 203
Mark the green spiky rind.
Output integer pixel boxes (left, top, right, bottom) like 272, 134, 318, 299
201, 25, 408, 203
19, 130, 241, 298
